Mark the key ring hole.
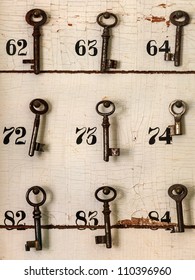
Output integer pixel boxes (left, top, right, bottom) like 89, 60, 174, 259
170, 10, 190, 26
97, 12, 118, 28
26, 186, 46, 207
95, 186, 117, 203
25, 9, 47, 27
30, 98, 49, 115
96, 100, 115, 116
169, 100, 186, 118
168, 184, 188, 201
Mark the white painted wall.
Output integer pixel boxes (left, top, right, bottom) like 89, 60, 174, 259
0, 0, 195, 259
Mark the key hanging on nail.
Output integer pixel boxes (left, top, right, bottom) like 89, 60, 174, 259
96, 100, 120, 162
25, 186, 46, 251
168, 184, 188, 233
168, 100, 186, 136
23, 9, 47, 74
95, 186, 117, 248
97, 11, 118, 72
164, 10, 190, 66
29, 98, 49, 157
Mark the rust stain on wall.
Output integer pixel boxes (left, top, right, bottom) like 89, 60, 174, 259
145, 15, 166, 23
158, 4, 167, 8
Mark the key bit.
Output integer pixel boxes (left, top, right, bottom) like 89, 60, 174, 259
95, 186, 117, 248
96, 100, 120, 162
25, 186, 46, 251
164, 10, 190, 66
29, 98, 49, 157
168, 184, 188, 233
97, 11, 118, 72
168, 100, 186, 136
23, 9, 47, 74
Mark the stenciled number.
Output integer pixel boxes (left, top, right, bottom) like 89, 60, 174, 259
75, 210, 98, 230
4, 210, 26, 230
3, 127, 26, 145
148, 211, 171, 223
75, 40, 98, 56
6, 39, 27, 56
148, 127, 172, 145
76, 127, 97, 145
146, 40, 170, 56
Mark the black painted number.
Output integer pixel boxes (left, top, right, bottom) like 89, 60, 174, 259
6, 39, 27, 56
75, 40, 98, 56
146, 40, 170, 56
149, 211, 171, 223
148, 127, 172, 145
4, 210, 26, 230
76, 127, 97, 145
3, 127, 26, 144
75, 210, 98, 230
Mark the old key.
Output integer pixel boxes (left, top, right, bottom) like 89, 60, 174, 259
25, 186, 46, 251
97, 12, 118, 72
168, 184, 188, 232
96, 100, 120, 162
95, 186, 117, 248
29, 98, 49, 157
164, 10, 190, 66
168, 100, 186, 136
23, 9, 47, 74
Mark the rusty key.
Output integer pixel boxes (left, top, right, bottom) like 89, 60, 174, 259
164, 10, 190, 66
29, 98, 49, 157
168, 100, 186, 136
25, 186, 46, 251
95, 186, 117, 248
168, 184, 188, 232
97, 12, 118, 72
23, 9, 47, 74
96, 100, 120, 162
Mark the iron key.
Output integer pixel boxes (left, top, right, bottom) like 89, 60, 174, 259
168, 184, 188, 232
164, 10, 190, 66
97, 12, 118, 72
96, 100, 120, 162
25, 186, 46, 251
23, 9, 47, 74
29, 98, 49, 157
95, 186, 117, 248
169, 100, 186, 136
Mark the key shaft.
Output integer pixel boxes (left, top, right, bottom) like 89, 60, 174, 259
29, 114, 40, 156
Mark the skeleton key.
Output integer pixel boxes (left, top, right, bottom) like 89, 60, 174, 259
23, 9, 47, 74
29, 98, 49, 157
97, 12, 118, 72
168, 184, 188, 232
25, 186, 46, 251
96, 100, 120, 162
164, 10, 190, 66
168, 100, 186, 136
95, 186, 117, 248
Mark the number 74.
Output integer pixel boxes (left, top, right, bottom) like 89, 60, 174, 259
148, 127, 172, 145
